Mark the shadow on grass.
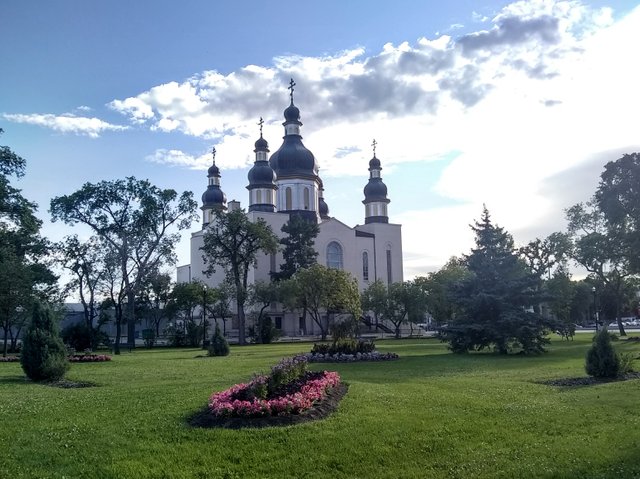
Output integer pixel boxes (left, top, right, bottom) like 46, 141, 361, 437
0, 375, 29, 385
0, 375, 98, 388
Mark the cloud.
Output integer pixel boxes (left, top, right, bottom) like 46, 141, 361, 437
2, 113, 128, 138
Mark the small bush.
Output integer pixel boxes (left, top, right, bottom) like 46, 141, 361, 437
142, 329, 155, 349
585, 330, 621, 378
208, 324, 230, 357
21, 303, 69, 382
311, 339, 376, 356
61, 323, 109, 351
618, 353, 636, 375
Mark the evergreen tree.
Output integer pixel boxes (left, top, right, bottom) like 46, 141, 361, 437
208, 323, 230, 357
21, 302, 69, 382
440, 207, 551, 354
273, 215, 319, 281
585, 330, 620, 378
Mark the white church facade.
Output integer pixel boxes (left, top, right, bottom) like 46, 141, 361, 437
177, 83, 403, 336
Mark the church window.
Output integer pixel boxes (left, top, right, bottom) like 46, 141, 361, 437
256, 190, 262, 204
327, 242, 343, 270
386, 248, 393, 285
362, 252, 369, 281
285, 187, 292, 210
303, 187, 310, 210
270, 252, 276, 274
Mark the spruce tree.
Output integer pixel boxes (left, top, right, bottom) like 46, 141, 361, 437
585, 330, 620, 378
208, 323, 230, 357
21, 302, 69, 381
440, 207, 551, 354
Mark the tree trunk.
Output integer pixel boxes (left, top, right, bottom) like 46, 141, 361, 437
127, 290, 136, 349
395, 323, 401, 339
237, 300, 246, 345
114, 307, 122, 355
2, 324, 8, 357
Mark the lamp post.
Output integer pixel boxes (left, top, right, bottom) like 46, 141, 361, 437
592, 286, 598, 332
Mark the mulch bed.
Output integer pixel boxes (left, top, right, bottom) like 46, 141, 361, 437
45, 379, 98, 388
188, 382, 349, 429
539, 372, 640, 388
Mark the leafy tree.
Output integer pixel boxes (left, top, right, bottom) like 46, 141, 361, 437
50, 177, 198, 351
566, 201, 631, 335
210, 281, 234, 336
273, 215, 319, 281
97, 245, 127, 353
20, 302, 69, 382
361, 279, 388, 330
414, 257, 469, 327
595, 153, 640, 274
247, 281, 280, 343
519, 232, 572, 280
382, 280, 429, 339
286, 264, 361, 341
55, 235, 105, 330
440, 207, 551, 354
166, 281, 203, 347
137, 269, 172, 338
0, 130, 57, 357
546, 266, 575, 340
201, 209, 278, 345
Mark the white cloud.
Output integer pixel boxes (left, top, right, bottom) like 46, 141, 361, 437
2, 113, 128, 138
109, 0, 640, 273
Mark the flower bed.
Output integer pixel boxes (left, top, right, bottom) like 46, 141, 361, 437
68, 354, 112, 362
304, 351, 399, 363
0, 356, 20, 363
209, 356, 341, 418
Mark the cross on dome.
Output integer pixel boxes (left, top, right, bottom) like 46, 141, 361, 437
372, 139, 377, 157
258, 117, 264, 137
288, 78, 296, 103
211, 146, 217, 163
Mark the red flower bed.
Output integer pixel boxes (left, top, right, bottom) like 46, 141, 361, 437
68, 354, 112, 362
209, 370, 340, 418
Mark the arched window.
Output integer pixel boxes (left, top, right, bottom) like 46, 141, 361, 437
327, 242, 343, 270
285, 187, 292, 210
303, 187, 310, 210
362, 251, 369, 281
256, 190, 262, 204
386, 248, 393, 285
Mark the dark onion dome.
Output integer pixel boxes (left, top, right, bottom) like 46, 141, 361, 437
283, 102, 301, 123
202, 185, 226, 207
247, 162, 276, 188
207, 162, 220, 177
319, 196, 330, 218
363, 178, 389, 203
254, 136, 269, 151
269, 136, 318, 178
368, 156, 381, 170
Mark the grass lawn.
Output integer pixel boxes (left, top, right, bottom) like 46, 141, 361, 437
1, 335, 640, 478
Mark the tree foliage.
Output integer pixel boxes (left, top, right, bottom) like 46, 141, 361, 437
285, 264, 361, 341
585, 330, 621, 379
50, 176, 198, 351
20, 302, 69, 382
273, 215, 319, 281
440, 207, 551, 354
201, 209, 278, 345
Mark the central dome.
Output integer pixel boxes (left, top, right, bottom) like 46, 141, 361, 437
269, 136, 318, 179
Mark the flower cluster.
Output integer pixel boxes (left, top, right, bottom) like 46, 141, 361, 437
305, 351, 399, 363
209, 370, 340, 418
0, 356, 20, 362
68, 354, 112, 362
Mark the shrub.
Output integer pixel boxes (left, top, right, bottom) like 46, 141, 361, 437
21, 303, 69, 382
311, 338, 376, 356
585, 330, 621, 378
61, 323, 109, 351
142, 329, 155, 348
208, 324, 230, 357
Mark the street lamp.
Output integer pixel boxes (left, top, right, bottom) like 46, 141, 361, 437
592, 286, 598, 332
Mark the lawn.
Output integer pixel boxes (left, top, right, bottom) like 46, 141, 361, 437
1, 335, 640, 478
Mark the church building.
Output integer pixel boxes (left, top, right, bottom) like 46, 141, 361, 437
177, 82, 403, 336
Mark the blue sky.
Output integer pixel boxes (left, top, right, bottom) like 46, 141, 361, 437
1, 0, 639, 278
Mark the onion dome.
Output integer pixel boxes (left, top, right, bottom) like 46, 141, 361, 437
318, 179, 330, 220
362, 140, 390, 224
201, 147, 227, 224
269, 79, 319, 180
248, 118, 277, 213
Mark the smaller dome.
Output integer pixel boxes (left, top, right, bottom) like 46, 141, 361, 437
208, 163, 220, 177
363, 179, 388, 202
284, 102, 300, 122
248, 162, 277, 187
202, 187, 226, 207
369, 156, 381, 170
319, 197, 329, 218
254, 136, 269, 151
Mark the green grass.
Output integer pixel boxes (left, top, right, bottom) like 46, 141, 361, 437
1, 335, 640, 478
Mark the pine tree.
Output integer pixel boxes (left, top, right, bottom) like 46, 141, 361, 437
20, 302, 69, 381
440, 207, 551, 354
585, 330, 620, 378
208, 323, 230, 357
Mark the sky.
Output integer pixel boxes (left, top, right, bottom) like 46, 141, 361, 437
1, 0, 639, 280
